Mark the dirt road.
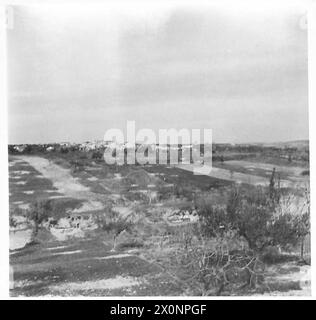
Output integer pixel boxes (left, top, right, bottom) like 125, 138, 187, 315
16, 156, 104, 211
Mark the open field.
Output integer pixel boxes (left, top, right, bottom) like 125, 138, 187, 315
9, 150, 310, 296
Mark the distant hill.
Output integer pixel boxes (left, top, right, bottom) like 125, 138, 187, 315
260, 140, 309, 150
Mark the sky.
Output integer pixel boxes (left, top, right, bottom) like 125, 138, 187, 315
7, 3, 309, 144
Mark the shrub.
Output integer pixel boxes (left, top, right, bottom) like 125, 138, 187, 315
70, 160, 85, 173
9, 216, 17, 228
97, 210, 133, 251
174, 185, 195, 201
194, 200, 227, 237
194, 178, 310, 293
147, 225, 264, 295
117, 240, 144, 250
92, 151, 103, 160
261, 246, 299, 264
219, 184, 309, 255
225, 186, 277, 252
26, 200, 52, 237
271, 188, 310, 259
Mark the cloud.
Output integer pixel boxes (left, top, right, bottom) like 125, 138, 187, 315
7, 5, 308, 143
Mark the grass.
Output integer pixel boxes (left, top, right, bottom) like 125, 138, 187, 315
144, 165, 232, 190
212, 161, 290, 179
10, 234, 175, 297
9, 157, 62, 206
242, 155, 308, 168
9, 152, 310, 297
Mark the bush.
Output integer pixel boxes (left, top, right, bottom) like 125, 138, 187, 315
26, 200, 52, 237
226, 186, 277, 251
117, 240, 144, 250
92, 151, 103, 160
174, 185, 195, 201
97, 210, 133, 251
194, 180, 310, 292
9, 216, 17, 228
154, 173, 310, 295
261, 246, 299, 264
197, 183, 309, 254
194, 200, 227, 237
60, 147, 69, 154
70, 160, 85, 173
147, 225, 264, 295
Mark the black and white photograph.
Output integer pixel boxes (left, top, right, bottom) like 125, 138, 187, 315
1, 0, 314, 299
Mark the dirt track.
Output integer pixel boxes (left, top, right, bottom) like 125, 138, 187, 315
16, 156, 104, 211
